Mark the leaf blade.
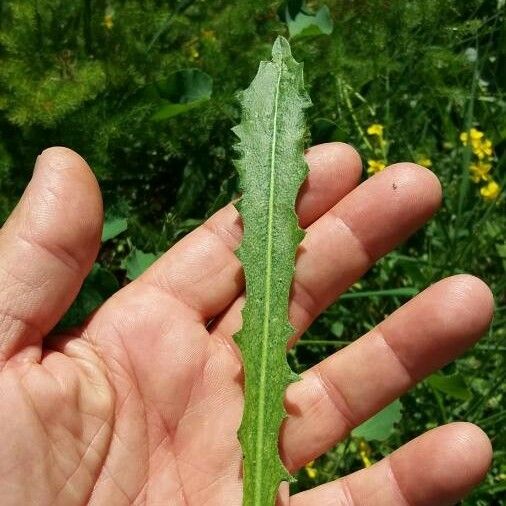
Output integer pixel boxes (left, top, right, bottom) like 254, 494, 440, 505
102, 216, 128, 242
287, 5, 334, 39
148, 68, 213, 121
234, 36, 311, 506
427, 372, 473, 401
352, 399, 403, 442
121, 248, 160, 280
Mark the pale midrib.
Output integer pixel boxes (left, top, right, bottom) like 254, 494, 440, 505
253, 64, 283, 503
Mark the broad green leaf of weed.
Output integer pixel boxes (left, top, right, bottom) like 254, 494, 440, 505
102, 216, 128, 242
233, 36, 311, 506
149, 69, 213, 121
352, 399, 403, 442
427, 372, 473, 401
122, 248, 160, 280
286, 5, 333, 39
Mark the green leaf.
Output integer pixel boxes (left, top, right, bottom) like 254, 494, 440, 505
330, 321, 344, 337
427, 372, 473, 401
150, 69, 213, 121
102, 216, 128, 242
59, 263, 119, 329
121, 248, 160, 280
352, 399, 403, 442
287, 5, 334, 39
496, 243, 506, 258
278, 0, 304, 21
233, 36, 311, 506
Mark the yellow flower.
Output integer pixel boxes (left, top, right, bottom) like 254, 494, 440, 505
367, 159, 386, 175
460, 129, 494, 159
480, 180, 500, 201
304, 461, 318, 480
469, 161, 492, 182
460, 127, 484, 145
416, 156, 432, 168
367, 123, 384, 137
473, 138, 493, 159
103, 14, 114, 30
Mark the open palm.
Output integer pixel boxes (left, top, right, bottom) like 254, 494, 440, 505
0, 145, 493, 505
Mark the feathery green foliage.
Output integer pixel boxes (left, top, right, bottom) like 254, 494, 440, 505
233, 36, 310, 505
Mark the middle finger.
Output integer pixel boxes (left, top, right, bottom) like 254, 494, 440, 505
211, 162, 441, 340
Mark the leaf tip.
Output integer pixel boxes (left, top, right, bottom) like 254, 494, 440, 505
272, 35, 292, 62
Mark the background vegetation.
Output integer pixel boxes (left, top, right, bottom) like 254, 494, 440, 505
0, 0, 505, 503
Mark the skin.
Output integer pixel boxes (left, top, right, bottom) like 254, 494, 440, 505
0, 144, 494, 505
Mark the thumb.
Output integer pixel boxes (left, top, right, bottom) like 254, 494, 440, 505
0, 147, 103, 365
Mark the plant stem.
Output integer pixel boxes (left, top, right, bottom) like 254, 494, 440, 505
340, 287, 418, 299
455, 39, 479, 231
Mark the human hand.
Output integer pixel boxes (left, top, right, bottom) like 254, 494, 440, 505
0, 145, 493, 505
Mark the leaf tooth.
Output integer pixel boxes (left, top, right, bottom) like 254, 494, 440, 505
232, 123, 245, 140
